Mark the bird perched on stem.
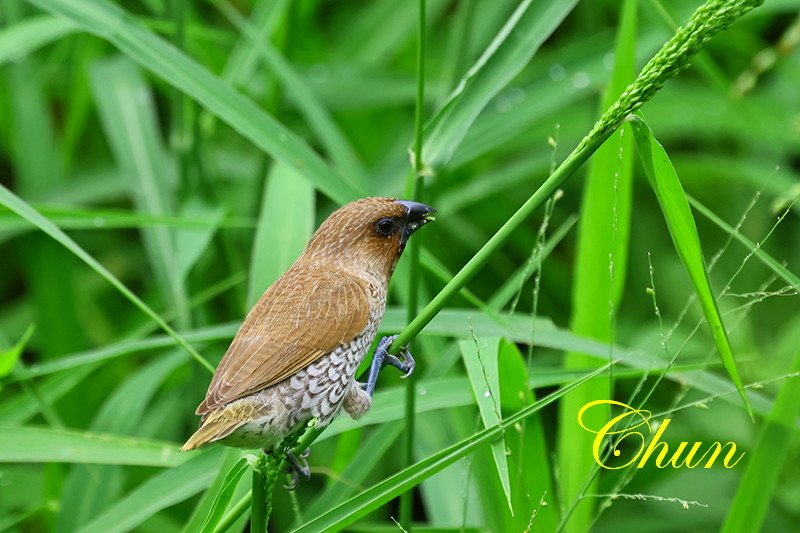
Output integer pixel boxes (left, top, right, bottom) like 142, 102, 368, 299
182, 197, 435, 481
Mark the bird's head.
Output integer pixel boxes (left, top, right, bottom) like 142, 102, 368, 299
302, 197, 436, 280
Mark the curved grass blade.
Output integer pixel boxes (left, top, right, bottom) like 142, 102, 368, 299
0, 184, 214, 372
459, 336, 511, 512
200, 456, 250, 533
57, 353, 185, 531
0, 426, 184, 466
630, 115, 753, 418
0, 14, 76, 66
90, 55, 189, 326
293, 363, 612, 532
722, 325, 800, 532
420, 0, 579, 170
557, 1, 637, 528
77, 448, 225, 533
247, 162, 315, 307
0, 324, 34, 378
25, 0, 364, 204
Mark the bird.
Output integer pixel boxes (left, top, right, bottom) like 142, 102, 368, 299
182, 197, 435, 480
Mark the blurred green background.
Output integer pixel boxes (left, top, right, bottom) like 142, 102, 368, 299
1, 0, 799, 531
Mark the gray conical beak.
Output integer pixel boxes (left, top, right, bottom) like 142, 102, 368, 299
396, 200, 435, 245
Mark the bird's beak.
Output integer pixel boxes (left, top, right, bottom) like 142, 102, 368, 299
396, 200, 436, 246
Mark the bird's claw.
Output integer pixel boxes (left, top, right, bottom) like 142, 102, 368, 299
397, 347, 415, 378
283, 447, 311, 490
364, 335, 416, 396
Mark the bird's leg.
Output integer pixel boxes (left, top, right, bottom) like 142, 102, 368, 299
282, 447, 311, 490
362, 335, 416, 397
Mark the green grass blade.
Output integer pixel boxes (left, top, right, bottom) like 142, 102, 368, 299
0, 184, 214, 372
0, 426, 185, 466
175, 199, 226, 281
90, 55, 189, 325
56, 352, 186, 532
0, 14, 76, 66
557, 1, 637, 529
212, 1, 367, 184
294, 364, 612, 532
0, 203, 254, 232
498, 339, 557, 531
304, 423, 404, 519
25, 0, 364, 203
181, 449, 249, 533
200, 456, 250, 533
77, 448, 225, 533
0, 324, 34, 378
630, 116, 753, 418
722, 325, 800, 532
421, 0, 579, 170
459, 337, 511, 512
247, 162, 315, 307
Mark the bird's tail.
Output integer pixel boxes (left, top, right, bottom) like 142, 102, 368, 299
181, 416, 241, 451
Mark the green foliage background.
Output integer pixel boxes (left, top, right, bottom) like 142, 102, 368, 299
1, 0, 799, 531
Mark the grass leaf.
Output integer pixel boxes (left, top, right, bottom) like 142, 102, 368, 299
557, 0, 637, 528
0, 426, 185, 466
722, 323, 800, 532
26, 0, 364, 203
421, 0, 579, 170
0, 324, 34, 378
0, 184, 214, 372
295, 364, 612, 532
0, 14, 77, 66
77, 448, 225, 533
459, 336, 511, 512
200, 456, 250, 533
630, 115, 753, 418
90, 55, 189, 324
247, 162, 315, 307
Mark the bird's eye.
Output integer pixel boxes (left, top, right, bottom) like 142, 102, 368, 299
375, 218, 396, 237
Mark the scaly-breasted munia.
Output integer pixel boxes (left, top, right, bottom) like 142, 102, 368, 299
182, 197, 434, 478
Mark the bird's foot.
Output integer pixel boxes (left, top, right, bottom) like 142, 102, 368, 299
283, 447, 311, 490
363, 335, 416, 397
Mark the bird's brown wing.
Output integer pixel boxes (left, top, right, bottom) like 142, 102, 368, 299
196, 266, 371, 415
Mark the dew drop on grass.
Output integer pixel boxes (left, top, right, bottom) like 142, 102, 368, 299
495, 95, 512, 113
572, 71, 590, 89
93, 217, 106, 227
418, 386, 427, 396
549, 64, 566, 81
483, 390, 491, 398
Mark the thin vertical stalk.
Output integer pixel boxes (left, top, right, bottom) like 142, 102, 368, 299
251, 461, 267, 532
400, 0, 426, 529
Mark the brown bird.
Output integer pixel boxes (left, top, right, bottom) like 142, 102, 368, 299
182, 197, 434, 479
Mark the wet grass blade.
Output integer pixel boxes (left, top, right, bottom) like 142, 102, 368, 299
25, 0, 364, 203
90, 55, 189, 326
247, 162, 315, 307
77, 448, 225, 533
459, 337, 511, 512
630, 115, 753, 418
293, 364, 612, 532
557, 1, 637, 528
421, 0, 579, 170
0, 184, 214, 372
200, 456, 251, 533
0, 426, 185, 466
722, 324, 800, 532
